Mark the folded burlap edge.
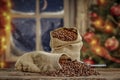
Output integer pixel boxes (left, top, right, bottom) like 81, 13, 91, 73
50, 27, 82, 49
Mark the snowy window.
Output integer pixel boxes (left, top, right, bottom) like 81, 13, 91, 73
10, 0, 69, 58
12, 18, 36, 52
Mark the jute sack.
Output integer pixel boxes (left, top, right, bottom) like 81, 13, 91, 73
50, 27, 83, 61
15, 51, 70, 72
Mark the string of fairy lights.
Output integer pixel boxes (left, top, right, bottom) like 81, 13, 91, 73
0, 0, 12, 68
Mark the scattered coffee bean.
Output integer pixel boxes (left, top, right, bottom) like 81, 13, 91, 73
39, 59, 100, 77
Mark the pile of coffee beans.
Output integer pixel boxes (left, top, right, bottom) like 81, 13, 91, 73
52, 28, 77, 41
39, 59, 100, 77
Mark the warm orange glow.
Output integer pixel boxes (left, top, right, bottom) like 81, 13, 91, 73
106, 25, 111, 30
0, 0, 12, 68
93, 18, 104, 29
97, 0, 107, 6
2, 45, 7, 50
91, 45, 102, 56
6, 15, 11, 20
95, 47, 101, 53
1, 37, 6, 43
7, 1, 12, 8
94, 20, 102, 26
104, 23, 113, 33
0, 61, 5, 68
5, 24, 11, 31
99, 0, 106, 4
90, 39, 98, 45
3, 12, 11, 21
106, 24, 111, 28
1, 37, 7, 51
90, 38, 99, 46
3, 12, 7, 16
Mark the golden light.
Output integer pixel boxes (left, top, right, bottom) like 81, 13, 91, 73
1, 37, 6, 43
104, 23, 113, 33
7, 1, 12, 8
95, 47, 101, 53
2, 45, 7, 50
90, 39, 97, 45
99, 0, 106, 4
97, 0, 107, 6
6, 15, 11, 21
0, 61, 5, 68
0, 0, 12, 68
3, 12, 11, 21
93, 18, 104, 29
105, 25, 111, 30
3, 12, 7, 16
1, 37, 7, 51
90, 38, 99, 46
94, 20, 101, 26
5, 24, 11, 31
91, 45, 102, 56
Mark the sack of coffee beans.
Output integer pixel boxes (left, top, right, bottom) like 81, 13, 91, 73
50, 27, 83, 61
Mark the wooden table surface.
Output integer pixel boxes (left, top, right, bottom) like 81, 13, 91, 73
0, 68, 120, 80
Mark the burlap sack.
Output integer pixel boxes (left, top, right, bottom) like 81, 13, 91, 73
15, 51, 70, 72
50, 27, 83, 61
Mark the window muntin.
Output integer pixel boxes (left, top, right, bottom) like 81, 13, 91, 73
11, 0, 64, 53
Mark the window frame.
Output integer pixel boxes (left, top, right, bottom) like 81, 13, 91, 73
6, 0, 75, 62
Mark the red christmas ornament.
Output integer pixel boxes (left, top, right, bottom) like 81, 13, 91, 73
90, 12, 99, 21
92, 17, 105, 29
83, 32, 95, 43
83, 58, 95, 65
110, 4, 120, 16
105, 37, 119, 51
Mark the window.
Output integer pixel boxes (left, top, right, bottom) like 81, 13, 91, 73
6, 0, 75, 61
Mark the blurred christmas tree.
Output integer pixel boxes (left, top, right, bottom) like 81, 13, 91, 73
81, 0, 120, 68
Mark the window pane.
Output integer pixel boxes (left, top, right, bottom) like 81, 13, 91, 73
40, 0, 64, 12
11, 18, 36, 54
41, 18, 63, 52
12, 0, 35, 14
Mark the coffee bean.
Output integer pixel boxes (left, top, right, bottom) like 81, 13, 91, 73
52, 28, 77, 41
39, 59, 100, 77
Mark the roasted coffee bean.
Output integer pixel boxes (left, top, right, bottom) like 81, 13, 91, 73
52, 28, 77, 41
39, 59, 100, 77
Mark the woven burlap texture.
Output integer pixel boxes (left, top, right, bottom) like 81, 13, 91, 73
15, 51, 69, 72
50, 27, 83, 61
